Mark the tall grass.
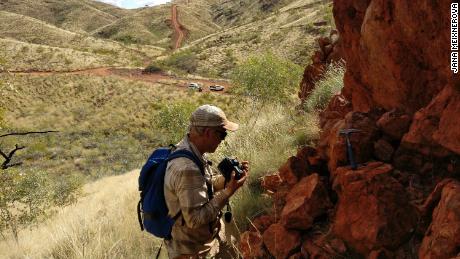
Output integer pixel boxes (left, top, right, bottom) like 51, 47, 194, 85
303, 61, 345, 112
209, 103, 319, 231
0, 171, 162, 259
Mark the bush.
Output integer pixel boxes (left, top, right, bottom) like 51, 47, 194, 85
143, 64, 162, 74
163, 50, 198, 74
303, 61, 345, 112
152, 101, 197, 144
231, 52, 303, 106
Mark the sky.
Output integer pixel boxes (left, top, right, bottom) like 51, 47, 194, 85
97, 0, 171, 9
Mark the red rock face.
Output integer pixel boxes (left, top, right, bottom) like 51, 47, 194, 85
263, 223, 301, 259
332, 162, 418, 255
402, 87, 460, 157
334, 0, 453, 114
419, 181, 460, 258
280, 174, 332, 230
239, 231, 268, 259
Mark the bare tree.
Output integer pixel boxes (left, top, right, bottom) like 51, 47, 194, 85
0, 131, 58, 170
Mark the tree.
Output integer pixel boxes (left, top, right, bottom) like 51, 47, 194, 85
152, 101, 196, 144
231, 52, 303, 106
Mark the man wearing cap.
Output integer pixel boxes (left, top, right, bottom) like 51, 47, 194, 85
163, 104, 249, 259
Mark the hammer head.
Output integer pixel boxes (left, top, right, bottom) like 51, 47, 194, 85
339, 128, 361, 136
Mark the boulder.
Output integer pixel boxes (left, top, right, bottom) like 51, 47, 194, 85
318, 111, 379, 173
240, 231, 268, 259
249, 214, 275, 234
261, 173, 283, 193
281, 174, 332, 230
402, 86, 460, 157
419, 181, 460, 258
373, 139, 394, 162
278, 153, 308, 186
263, 223, 301, 259
300, 234, 347, 258
332, 162, 418, 255
376, 110, 412, 140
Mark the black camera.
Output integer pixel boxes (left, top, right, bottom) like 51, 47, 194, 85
217, 157, 244, 182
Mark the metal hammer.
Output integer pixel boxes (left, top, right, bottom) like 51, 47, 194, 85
339, 129, 361, 170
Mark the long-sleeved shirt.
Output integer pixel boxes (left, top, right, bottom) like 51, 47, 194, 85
164, 135, 231, 258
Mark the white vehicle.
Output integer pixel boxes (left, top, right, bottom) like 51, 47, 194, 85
188, 82, 202, 91
209, 85, 225, 91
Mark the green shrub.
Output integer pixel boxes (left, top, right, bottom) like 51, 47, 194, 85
152, 101, 197, 144
143, 64, 163, 74
303, 61, 345, 112
231, 52, 303, 106
163, 50, 198, 74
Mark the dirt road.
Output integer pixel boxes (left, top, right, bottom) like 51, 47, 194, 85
7, 67, 231, 93
172, 4, 185, 49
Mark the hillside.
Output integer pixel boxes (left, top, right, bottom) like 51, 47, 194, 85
93, 1, 221, 49
0, 0, 131, 34
0, 10, 164, 71
178, 0, 334, 77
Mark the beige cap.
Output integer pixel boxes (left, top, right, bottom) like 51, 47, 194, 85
190, 105, 239, 131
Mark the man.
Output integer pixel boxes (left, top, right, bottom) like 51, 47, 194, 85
164, 104, 249, 259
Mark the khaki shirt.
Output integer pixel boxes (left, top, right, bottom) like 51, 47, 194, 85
164, 135, 230, 258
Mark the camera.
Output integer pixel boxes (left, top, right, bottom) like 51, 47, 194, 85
218, 157, 244, 182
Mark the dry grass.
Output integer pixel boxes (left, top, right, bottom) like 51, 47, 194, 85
0, 73, 236, 179
0, 10, 164, 71
182, 0, 334, 77
0, 38, 112, 72
209, 103, 320, 230
0, 170, 162, 259
0, 0, 130, 34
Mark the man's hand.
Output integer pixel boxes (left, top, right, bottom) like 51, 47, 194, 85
225, 160, 249, 196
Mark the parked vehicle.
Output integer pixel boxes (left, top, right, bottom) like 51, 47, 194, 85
188, 82, 202, 91
209, 85, 225, 91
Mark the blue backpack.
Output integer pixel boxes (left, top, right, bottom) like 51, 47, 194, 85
137, 146, 208, 239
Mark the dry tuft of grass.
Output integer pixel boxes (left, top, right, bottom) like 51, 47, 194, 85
0, 170, 162, 259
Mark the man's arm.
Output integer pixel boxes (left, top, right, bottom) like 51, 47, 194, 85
211, 174, 226, 191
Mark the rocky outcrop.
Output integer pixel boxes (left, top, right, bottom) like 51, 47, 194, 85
332, 162, 418, 255
241, 0, 460, 257
298, 30, 343, 106
281, 174, 331, 230
419, 181, 460, 258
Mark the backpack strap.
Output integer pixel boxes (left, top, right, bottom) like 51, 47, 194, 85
167, 149, 213, 199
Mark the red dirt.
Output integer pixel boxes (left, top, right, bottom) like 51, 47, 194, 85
171, 4, 185, 50
8, 67, 232, 94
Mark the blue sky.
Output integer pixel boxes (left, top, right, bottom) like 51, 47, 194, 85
97, 0, 171, 9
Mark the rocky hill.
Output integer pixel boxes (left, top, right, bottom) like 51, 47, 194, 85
241, 0, 460, 258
